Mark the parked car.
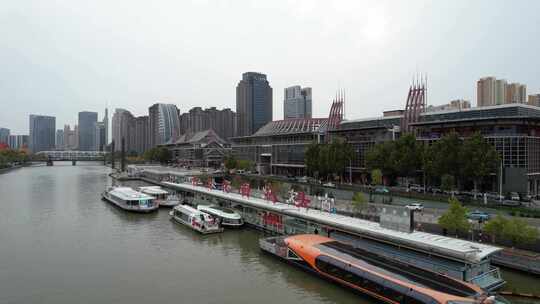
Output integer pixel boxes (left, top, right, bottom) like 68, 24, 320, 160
510, 192, 520, 201
405, 203, 424, 211
236, 169, 245, 174
323, 182, 336, 188
500, 200, 521, 207
467, 210, 491, 222
297, 176, 308, 183
374, 187, 390, 194
409, 185, 424, 193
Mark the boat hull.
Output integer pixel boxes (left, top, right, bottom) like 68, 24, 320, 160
169, 212, 223, 234
101, 192, 159, 213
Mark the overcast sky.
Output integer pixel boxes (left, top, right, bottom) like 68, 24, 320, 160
1, 0, 539, 134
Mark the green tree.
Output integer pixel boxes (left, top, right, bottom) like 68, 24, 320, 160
438, 197, 470, 236
224, 155, 237, 170
304, 141, 320, 178
371, 169, 383, 186
431, 132, 462, 186
441, 174, 456, 195
237, 159, 253, 171
503, 218, 539, 248
420, 144, 436, 190
366, 141, 396, 178
392, 134, 422, 182
460, 132, 500, 196
352, 192, 367, 217
483, 214, 508, 243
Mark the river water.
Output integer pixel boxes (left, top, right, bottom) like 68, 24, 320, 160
0, 163, 538, 304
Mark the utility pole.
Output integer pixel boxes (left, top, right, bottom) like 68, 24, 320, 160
121, 137, 126, 172
111, 140, 115, 169
499, 159, 503, 203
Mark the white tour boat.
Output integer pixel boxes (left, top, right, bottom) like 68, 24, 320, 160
169, 205, 223, 234
137, 186, 180, 207
102, 187, 158, 213
197, 205, 244, 227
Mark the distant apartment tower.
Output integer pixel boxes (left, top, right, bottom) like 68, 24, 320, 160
29, 114, 55, 153
179, 106, 236, 140
0, 128, 9, 145
94, 108, 109, 151
134, 116, 149, 155
506, 83, 527, 103
112, 108, 132, 152
63, 125, 78, 150
111, 109, 148, 155
528, 94, 540, 107
94, 122, 106, 151
56, 129, 64, 149
8, 135, 28, 150
426, 99, 471, 112
284, 86, 312, 119
236, 72, 273, 136
477, 77, 496, 107
494, 79, 507, 105
148, 103, 181, 147
78, 111, 98, 151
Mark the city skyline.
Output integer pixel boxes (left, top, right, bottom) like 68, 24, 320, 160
3, 1, 540, 134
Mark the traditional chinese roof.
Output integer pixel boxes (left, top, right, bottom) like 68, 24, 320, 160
164, 129, 228, 146
249, 118, 328, 137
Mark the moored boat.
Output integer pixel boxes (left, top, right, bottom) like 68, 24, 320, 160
137, 186, 180, 207
196, 205, 243, 227
260, 234, 508, 304
101, 187, 158, 213
169, 204, 223, 234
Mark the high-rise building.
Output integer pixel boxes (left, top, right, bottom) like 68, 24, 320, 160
134, 116, 149, 155
179, 106, 236, 140
8, 135, 28, 150
494, 79, 507, 105
236, 72, 273, 136
506, 83, 527, 103
477, 77, 496, 107
112, 108, 132, 151
63, 125, 78, 150
103, 108, 109, 147
426, 99, 471, 112
528, 94, 540, 107
0, 128, 10, 145
284, 86, 312, 119
56, 129, 64, 150
29, 114, 55, 153
111, 109, 148, 155
78, 111, 98, 151
94, 122, 106, 151
93, 108, 109, 151
148, 103, 181, 147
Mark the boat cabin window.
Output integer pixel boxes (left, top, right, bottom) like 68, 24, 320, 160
287, 249, 301, 261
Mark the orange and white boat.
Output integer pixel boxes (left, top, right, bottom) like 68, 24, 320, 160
260, 234, 508, 304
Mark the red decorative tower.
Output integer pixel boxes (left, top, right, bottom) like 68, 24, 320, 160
401, 75, 427, 133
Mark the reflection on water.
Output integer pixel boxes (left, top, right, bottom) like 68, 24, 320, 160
1, 163, 539, 304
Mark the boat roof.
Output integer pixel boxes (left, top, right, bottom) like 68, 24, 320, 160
109, 187, 155, 200
174, 204, 211, 217
164, 182, 501, 263
197, 205, 241, 219
138, 186, 169, 195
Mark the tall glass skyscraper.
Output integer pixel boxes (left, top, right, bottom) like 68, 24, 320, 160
29, 114, 56, 153
148, 103, 180, 147
236, 72, 273, 136
78, 111, 98, 151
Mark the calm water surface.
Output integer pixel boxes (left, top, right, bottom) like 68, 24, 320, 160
1, 164, 539, 304
0, 163, 370, 304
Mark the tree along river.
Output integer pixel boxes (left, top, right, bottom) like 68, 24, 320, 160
0, 163, 538, 304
